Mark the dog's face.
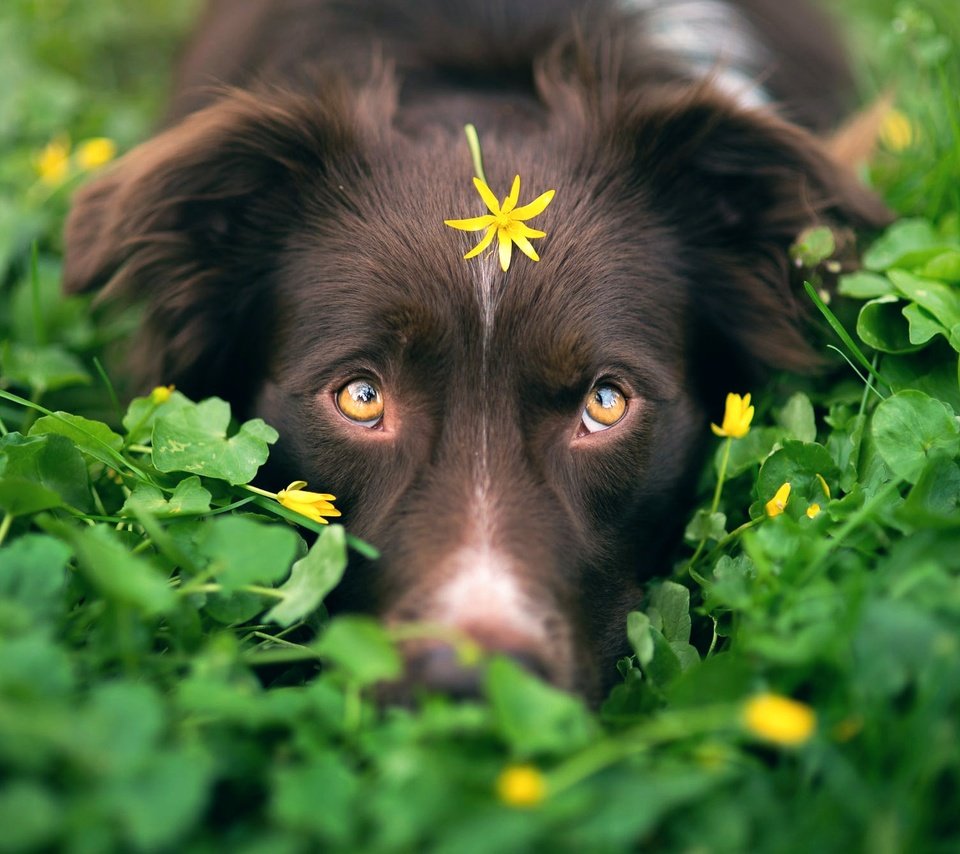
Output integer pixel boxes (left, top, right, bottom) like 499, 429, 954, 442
63, 81, 888, 698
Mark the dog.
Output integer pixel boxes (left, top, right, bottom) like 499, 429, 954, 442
63, 0, 890, 701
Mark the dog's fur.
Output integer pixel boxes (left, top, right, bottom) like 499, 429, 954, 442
64, 0, 890, 700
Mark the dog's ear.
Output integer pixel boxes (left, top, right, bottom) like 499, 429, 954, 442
63, 87, 359, 405
624, 87, 892, 373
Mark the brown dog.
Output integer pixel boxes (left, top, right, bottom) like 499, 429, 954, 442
64, 0, 889, 700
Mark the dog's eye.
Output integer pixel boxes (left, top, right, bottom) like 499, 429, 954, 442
581, 384, 627, 433
336, 379, 384, 427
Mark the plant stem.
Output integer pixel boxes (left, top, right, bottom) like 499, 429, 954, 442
0, 513, 12, 547
464, 124, 488, 184
684, 437, 732, 574
242, 484, 278, 500
711, 437, 732, 516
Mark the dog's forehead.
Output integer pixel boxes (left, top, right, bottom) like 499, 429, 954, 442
281, 136, 688, 379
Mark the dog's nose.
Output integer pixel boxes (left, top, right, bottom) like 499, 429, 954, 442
403, 644, 551, 699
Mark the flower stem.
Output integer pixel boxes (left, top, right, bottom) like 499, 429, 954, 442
0, 513, 12, 547
464, 124, 488, 184
242, 483, 278, 500
711, 437, 732, 516
683, 437, 733, 576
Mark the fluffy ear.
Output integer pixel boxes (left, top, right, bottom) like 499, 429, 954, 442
63, 86, 360, 406
625, 87, 893, 373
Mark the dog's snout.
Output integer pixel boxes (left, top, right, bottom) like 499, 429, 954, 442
403, 643, 552, 699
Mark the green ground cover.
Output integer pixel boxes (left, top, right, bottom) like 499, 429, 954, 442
1, 1, 958, 851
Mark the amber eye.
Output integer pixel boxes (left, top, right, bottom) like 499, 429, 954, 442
336, 379, 384, 427
582, 384, 627, 433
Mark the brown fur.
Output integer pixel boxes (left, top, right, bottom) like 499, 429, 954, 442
64, 0, 891, 700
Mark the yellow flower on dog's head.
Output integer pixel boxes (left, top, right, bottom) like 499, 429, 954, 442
710, 392, 754, 439
445, 175, 555, 272
277, 481, 341, 525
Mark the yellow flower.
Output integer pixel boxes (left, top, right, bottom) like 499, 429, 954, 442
743, 693, 816, 746
35, 137, 71, 186
445, 175, 555, 272
805, 503, 821, 519
276, 480, 340, 525
149, 384, 175, 404
495, 764, 547, 808
880, 108, 914, 152
765, 482, 791, 518
710, 392, 754, 439
76, 137, 117, 170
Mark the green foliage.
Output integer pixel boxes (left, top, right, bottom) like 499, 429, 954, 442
1, 1, 959, 852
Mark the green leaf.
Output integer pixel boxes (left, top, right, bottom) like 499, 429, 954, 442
838, 270, 894, 299
73, 681, 165, 776
108, 750, 212, 852
626, 611, 654, 666
0, 477, 61, 515
717, 426, 783, 478
902, 302, 948, 346
0, 781, 61, 852
29, 412, 124, 470
486, 656, 594, 756
899, 454, 960, 526
888, 269, 960, 344
883, 342, 960, 413
863, 218, 956, 271
0, 432, 91, 512
120, 476, 211, 518
121, 388, 193, 445
196, 515, 298, 592
872, 390, 960, 483
265, 525, 347, 626
152, 397, 278, 485
857, 296, 923, 353
315, 616, 402, 686
683, 509, 726, 544
203, 590, 265, 625
650, 581, 692, 644
644, 629, 683, 687
777, 393, 817, 442
63, 524, 176, 614
0, 534, 70, 619
271, 755, 358, 844
790, 225, 835, 267
755, 441, 840, 519
919, 249, 960, 282
0, 341, 90, 393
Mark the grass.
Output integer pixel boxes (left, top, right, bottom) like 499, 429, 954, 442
1, 1, 959, 852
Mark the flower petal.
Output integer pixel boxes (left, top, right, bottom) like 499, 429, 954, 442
498, 228, 513, 272
444, 214, 496, 231
509, 189, 555, 220
512, 234, 540, 262
282, 489, 336, 502
501, 175, 521, 214
510, 222, 547, 240
464, 225, 496, 259
473, 177, 501, 214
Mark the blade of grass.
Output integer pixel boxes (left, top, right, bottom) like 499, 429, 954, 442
804, 281, 891, 391
93, 357, 123, 422
30, 242, 45, 346
0, 388, 149, 480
